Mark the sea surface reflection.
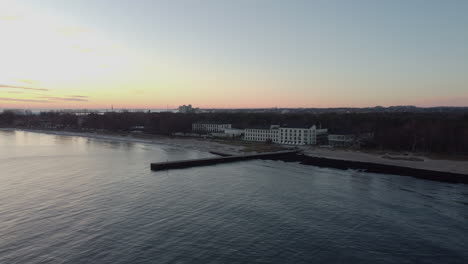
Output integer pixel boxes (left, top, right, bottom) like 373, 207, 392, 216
0, 131, 467, 263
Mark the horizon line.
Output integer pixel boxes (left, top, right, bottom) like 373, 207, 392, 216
1, 105, 468, 111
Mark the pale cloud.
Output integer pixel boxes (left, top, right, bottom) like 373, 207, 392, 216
0, 10, 132, 86
0, 15, 22, 21
15, 79, 41, 86
57, 26, 90, 37
0, 84, 48, 91
0, 97, 48, 103
72, 45, 93, 53
36, 96, 88, 102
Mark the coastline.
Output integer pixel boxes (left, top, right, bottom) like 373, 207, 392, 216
2, 128, 467, 177
0, 128, 261, 155
302, 148, 468, 175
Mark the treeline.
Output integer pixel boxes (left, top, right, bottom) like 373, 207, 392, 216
1, 111, 467, 154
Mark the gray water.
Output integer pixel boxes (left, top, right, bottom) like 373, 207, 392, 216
0, 130, 467, 264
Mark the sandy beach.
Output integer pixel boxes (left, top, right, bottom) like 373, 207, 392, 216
303, 147, 468, 175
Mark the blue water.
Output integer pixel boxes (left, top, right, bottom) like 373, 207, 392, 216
0, 130, 467, 263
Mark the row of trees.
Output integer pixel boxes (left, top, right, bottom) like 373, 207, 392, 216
1, 111, 467, 154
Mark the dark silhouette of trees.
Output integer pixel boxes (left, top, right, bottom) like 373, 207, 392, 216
1, 111, 467, 155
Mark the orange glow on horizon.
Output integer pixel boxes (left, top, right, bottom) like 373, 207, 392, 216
1, 2, 467, 110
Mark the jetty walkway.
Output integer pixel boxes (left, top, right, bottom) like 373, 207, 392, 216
151, 150, 299, 171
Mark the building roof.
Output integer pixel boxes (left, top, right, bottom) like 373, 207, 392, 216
329, 132, 355, 135
328, 129, 355, 135
193, 122, 231, 125
244, 125, 272, 130
280, 124, 315, 129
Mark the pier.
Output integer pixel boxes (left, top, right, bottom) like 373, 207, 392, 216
151, 150, 300, 171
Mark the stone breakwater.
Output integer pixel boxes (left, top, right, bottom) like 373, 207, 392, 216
154, 150, 468, 184
151, 150, 300, 171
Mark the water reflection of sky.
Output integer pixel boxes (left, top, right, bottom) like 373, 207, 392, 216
0, 130, 467, 264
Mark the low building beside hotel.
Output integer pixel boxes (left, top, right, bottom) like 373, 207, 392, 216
224, 128, 244, 138
316, 128, 329, 145
192, 123, 232, 133
243, 125, 328, 145
328, 134, 356, 147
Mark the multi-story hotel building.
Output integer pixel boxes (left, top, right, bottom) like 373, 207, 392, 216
243, 125, 328, 145
243, 125, 280, 143
192, 123, 232, 133
278, 126, 328, 145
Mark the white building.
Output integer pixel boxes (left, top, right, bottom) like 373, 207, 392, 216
243, 125, 279, 143
243, 125, 328, 145
192, 123, 232, 133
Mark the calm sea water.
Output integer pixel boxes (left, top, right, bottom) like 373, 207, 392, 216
0, 130, 467, 264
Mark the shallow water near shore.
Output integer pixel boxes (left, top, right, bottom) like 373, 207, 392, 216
1, 130, 468, 263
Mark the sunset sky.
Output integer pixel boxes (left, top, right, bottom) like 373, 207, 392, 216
1, 0, 467, 109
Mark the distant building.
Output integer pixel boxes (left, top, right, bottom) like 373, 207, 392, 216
192, 123, 232, 133
328, 134, 355, 147
243, 125, 328, 145
178, 104, 199, 113
2, 109, 32, 115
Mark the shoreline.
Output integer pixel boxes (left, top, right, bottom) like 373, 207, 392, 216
2, 128, 467, 179
302, 148, 468, 175
294, 154, 468, 184
0, 128, 265, 155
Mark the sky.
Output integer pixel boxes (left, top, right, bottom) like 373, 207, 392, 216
0, 0, 467, 109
